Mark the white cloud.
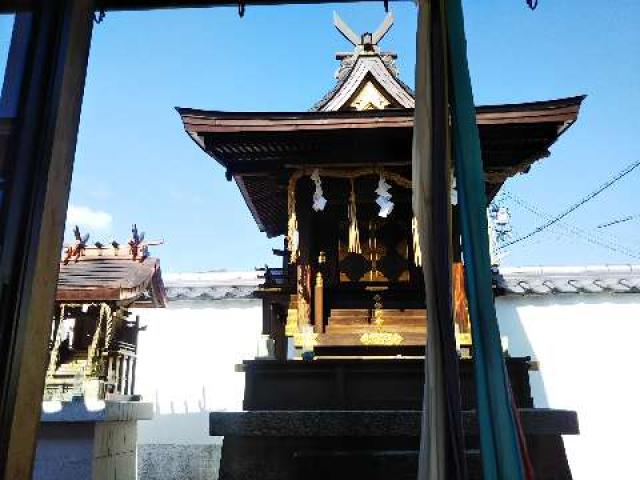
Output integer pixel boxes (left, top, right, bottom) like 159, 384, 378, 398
66, 205, 112, 231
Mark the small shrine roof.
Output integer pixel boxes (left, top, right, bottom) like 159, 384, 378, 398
57, 250, 166, 307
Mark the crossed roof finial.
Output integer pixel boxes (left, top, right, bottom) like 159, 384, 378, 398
333, 11, 394, 52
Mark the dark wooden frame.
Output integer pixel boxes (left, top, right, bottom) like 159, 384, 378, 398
4, 0, 376, 14
0, 1, 565, 478
0, 2, 95, 477
0, 2, 405, 477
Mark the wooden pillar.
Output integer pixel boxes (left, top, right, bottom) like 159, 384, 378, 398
129, 357, 137, 396
107, 356, 115, 391
0, 3, 95, 477
295, 178, 313, 331
270, 301, 287, 362
123, 356, 130, 395
130, 314, 141, 394
116, 356, 124, 394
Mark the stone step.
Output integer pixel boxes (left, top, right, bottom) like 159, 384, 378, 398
51, 360, 87, 377
293, 449, 481, 480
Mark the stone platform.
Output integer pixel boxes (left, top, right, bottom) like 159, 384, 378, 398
241, 357, 534, 411
211, 409, 578, 480
33, 397, 153, 480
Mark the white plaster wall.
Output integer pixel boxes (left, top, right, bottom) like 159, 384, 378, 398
131, 299, 262, 480
131, 291, 639, 479
496, 294, 640, 480
133, 299, 262, 440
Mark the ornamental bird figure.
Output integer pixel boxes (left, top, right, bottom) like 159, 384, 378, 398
127, 224, 162, 262
63, 226, 89, 265
129, 224, 146, 261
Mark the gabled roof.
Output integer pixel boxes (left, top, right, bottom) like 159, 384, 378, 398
177, 15, 584, 238
178, 95, 583, 237
57, 251, 167, 307
311, 55, 414, 112
311, 11, 413, 112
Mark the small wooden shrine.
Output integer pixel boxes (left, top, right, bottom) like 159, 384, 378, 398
179, 13, 582, 358
179, 14, 581, 479
45, 225, 166, 401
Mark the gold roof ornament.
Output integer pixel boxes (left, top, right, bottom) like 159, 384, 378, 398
350, 81, 392, 111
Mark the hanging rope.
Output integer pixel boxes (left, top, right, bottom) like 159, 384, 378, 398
287, 175, 300, 264
238, 0, 246, 17
47, 304, 67, 377
86, 303, 111, 378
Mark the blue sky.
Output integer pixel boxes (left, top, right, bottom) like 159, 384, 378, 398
1, 1, 638, 272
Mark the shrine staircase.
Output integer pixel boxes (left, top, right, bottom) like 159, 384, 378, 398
325, 308, 427, 333
316, 308, 427, 349
43, 351, 88, 400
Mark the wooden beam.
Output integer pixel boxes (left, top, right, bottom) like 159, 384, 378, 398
0, 2, 94, 477
2, 0, 406, 14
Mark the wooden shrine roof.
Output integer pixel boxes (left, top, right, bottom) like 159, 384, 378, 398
56, 253, 167, 307
178, 95, 584, 237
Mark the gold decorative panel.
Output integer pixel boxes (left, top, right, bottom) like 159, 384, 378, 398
349, 81, 391, 111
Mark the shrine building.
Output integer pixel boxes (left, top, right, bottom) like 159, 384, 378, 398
177, 14, 582, 480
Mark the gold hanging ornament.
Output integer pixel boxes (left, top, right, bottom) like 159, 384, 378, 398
287, 175, 300, 263
348, 179, 362, 254
285, 168, 412, 264
412, 216, 422, 266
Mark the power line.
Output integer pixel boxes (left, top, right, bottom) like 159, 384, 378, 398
500, 192, 640, 260
501, 159, 640, 248
597, 213, 640, 229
